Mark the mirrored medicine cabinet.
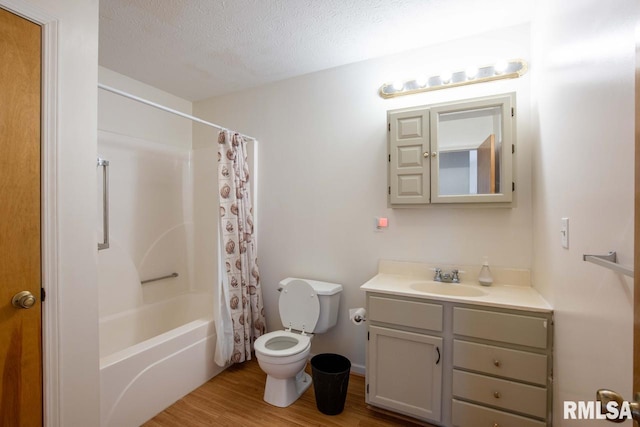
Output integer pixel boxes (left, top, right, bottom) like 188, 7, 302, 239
387, 93, 515, 206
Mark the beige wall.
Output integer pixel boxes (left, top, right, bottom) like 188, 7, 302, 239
194, 24, 533, 371
0, 0, 101, 425
531, 0, 637, 425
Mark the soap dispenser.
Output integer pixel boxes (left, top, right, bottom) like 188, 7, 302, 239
478, 257, 493, 286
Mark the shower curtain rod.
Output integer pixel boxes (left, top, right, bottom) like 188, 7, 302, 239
98, 83, 257, 141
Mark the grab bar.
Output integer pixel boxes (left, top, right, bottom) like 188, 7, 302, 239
141, 272, 179, 285
583, 251, 634, 278
97, 157, 110, 250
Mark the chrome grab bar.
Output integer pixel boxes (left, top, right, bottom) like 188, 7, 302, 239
97, 157, 110, 250
141, 272, 179, 285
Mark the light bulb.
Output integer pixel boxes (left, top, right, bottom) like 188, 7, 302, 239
494, 61, 508, 74
465, 66, 478, 79
440, 71, 452, 84
392, 80, 404, 91
414, 77, 428, 88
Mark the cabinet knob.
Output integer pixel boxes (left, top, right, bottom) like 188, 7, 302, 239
423, 151, 429, 158
493, 359, 501, 367
493, 424, 500, 427
493, 391, 501, 399
431, 151, 437, 158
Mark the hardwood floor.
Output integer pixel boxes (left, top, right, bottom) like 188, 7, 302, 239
144, 357, 425, 426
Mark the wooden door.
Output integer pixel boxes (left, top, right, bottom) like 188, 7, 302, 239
0, 8, 43, 427
477, 134, 496, 194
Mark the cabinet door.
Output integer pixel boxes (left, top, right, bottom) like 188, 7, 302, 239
388, 108, 430, 204
367, 326, 442, 422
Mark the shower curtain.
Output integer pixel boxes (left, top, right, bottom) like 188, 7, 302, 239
214, 130, 266, 366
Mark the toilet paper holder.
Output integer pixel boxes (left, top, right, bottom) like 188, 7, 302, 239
349, 308, 367, 324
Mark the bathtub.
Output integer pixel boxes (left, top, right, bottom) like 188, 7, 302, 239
99, 292, 223, 427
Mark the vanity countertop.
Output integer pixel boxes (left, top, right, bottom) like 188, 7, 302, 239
361, 260, 552, 313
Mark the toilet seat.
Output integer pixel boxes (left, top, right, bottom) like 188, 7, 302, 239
254, 330, 311, 357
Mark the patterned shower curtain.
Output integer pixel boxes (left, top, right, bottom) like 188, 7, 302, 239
214, 130, 266, 366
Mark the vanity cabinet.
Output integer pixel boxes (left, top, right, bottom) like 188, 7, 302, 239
365, 293, 553, 427
366, 295, 444, 423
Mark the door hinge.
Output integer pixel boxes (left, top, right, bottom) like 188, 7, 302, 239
511, 107, 515, 117
388, 186, 391, 195
512, 144, 515, 154
512, 182, 515, 192
367, 331, 370, 340
388, 154, 391, 162
367, 384, 369, 394
388, 123, 391, 132
41, 287, 46, 302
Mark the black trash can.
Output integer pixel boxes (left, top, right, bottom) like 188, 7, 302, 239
310, 353, 351, 415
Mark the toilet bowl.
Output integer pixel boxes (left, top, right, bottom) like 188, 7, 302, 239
254, 331, 312, 407
254, 278, 342, 407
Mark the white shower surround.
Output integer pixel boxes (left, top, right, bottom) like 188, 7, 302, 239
97, 130, 195, 316
96, 127, 222, 425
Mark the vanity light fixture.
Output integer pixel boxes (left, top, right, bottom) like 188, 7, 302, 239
379, 58, 528, 99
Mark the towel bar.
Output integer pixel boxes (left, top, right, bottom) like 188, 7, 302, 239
582, 251, 634, 278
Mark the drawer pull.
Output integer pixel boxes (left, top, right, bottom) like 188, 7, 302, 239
493, 359, 501, 367
436, 346, 441, 365
493, 391, 501, 399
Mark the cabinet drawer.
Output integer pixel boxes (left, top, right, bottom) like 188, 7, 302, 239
452, 399, 546, 427
453, 307, 548, 349
453, 340, 548, 385
369, 296, 442, 331
453, 370, 547, 419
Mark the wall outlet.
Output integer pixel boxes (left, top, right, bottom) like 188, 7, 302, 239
561, 217, 569, 249
375, 217, 388, 231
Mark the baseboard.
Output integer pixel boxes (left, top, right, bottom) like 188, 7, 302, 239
350, 362, 366, 376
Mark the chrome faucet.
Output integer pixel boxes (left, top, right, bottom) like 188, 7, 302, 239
433, 268, 460, 283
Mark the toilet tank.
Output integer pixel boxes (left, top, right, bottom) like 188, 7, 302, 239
279, 278, 342, 334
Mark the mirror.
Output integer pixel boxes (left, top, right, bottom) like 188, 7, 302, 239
429, 93, 514, 204
437, 106, 502, 196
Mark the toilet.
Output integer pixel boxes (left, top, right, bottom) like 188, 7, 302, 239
254, 277, 342, 407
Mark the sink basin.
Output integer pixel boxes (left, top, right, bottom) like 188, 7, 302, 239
409, 281, 488, 297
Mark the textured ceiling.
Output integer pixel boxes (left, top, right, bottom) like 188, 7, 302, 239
99, 0, 532, 101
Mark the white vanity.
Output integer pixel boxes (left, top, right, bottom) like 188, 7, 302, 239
361, 260, 553, 427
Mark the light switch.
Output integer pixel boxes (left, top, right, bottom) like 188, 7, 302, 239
561, 217, 569, 249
